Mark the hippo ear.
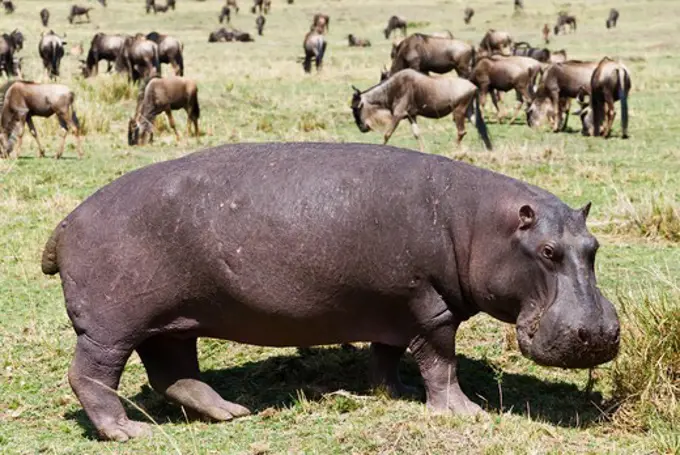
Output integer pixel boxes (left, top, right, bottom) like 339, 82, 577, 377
518, 204, 536, 230
579, 202, 592, 220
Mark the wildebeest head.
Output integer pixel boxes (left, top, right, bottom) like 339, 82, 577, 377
525, 93, 554, 128
474, 200, 620, 369
350, 87, 370, 133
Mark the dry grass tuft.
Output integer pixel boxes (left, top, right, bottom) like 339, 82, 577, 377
600, 192, 680, 242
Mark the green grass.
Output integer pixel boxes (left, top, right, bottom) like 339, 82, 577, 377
1, 0, 679, 453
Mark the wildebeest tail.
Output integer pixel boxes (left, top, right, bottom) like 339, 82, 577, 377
474, 90, 492, 150
190, 89, 200, 120
317, 39, 327, 64
50, 41, 59, 76
41, 224, 61, 275
618, 66, 629, 138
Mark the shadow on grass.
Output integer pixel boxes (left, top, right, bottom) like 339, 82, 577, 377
65, 345, 606, 439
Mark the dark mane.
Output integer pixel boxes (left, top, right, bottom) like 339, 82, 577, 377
146, 31, 162, 43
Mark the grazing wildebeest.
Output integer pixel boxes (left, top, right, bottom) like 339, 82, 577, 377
389, 34, 476, 79
554, 12, 577, 35
584, 57, 630, 138
469, 55, 542, 123
464, 7, 474, 24
384, 15, 407, 39
348, 34, 371, 47
480, 29, 513, 55
128, 76, 200, 146
251, 0, 268, 14
81, 33, 127, 77
117, 35, 161, 83
0, 81, 81, 159
227, 0, 239, 13
606, 9, 619, 29
302, 29, 326, 73
512, 42, 551, 63
526, 60, 599, 132
0, 33, 20, 78
312, 13, 330, 34
351, 69, 492, 151
40, 8, 50, 27
3, 0, 14, 14
146, 32, 184, 76
41, 139, 621, 440
219, 6, 230, 23
39, 31, 66, 79
145, 0, 155, 13
69, 5, 93, 24
542, 24, 550, 44
256, 15, 266, 36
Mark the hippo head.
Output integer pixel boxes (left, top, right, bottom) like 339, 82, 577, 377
350, 87, 371, 133
471, 200, 620, 368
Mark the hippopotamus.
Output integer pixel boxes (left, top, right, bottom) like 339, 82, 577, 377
41, 142, 620, 441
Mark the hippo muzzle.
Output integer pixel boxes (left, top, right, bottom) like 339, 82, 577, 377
516, 283, 620, 369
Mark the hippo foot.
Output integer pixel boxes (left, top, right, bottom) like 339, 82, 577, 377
426, 390, 484, 416
99, 419, 152, 442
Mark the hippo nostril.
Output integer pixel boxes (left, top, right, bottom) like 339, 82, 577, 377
577, 328, 589, 345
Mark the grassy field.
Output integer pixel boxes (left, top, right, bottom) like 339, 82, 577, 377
1, 0, 679, 453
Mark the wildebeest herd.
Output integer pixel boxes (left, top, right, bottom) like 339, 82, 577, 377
0, 1, 628, 160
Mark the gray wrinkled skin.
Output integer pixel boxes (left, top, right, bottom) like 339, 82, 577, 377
42, 142, 620, 441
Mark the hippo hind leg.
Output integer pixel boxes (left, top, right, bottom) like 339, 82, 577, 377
136, 336, 251, 422
68, 335, 152, 441
370, 343, 419, 398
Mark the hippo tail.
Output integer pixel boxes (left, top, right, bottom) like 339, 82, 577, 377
474, 90, 492, 150
42, 224, 62, 275
618, 65, 629, 138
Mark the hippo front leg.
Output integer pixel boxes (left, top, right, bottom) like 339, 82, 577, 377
409, 290, 483, 415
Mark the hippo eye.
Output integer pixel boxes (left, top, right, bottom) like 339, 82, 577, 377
542, 245, 555, 260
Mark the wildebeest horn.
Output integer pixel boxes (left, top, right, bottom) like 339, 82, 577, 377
351, 85, 360, 93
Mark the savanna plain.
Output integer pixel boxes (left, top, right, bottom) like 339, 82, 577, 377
0, 0, 679, 453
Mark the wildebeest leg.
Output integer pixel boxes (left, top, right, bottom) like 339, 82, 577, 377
508, 86, 531, 125
25, 116, 45, 158
604, 93, 615, 137
382, 116, 402, 145
560, 98, 571, 131
407, 118, 425, 152
69, 335, 152, 441
369, 343, 417, 398
165, 110, 180, 142
550, 90, 561, 132
453, 101, 469, 144
409, 290, 483, 415
490, 90, 505, 122
137, 336, 251, 422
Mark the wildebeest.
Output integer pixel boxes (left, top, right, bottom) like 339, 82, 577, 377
542, 23, 550, 44
81, 33, 127, 77
302, 29, 326, 73
526, 60, 599, 131
479, 29, 513, 55
153, 2, 170, 13
128, 76, 200, 146
549, 49, 567, 64
469, 55, 542, 123
389, 34, 476, 79
256, 15, 266, 36
384, 15, 407, 39
39, 31, 66, 79
348, 34, 371, 47
227, 0, 239, 13
116, 35, 161, 83
512, 42, 550, 63
514, 0, 523, 11
606, 9, 619, 29
582, 57, 630, 138
40, 8, 50, 27
351, 69, 492, 151
554, 12, 577, 35
312, 13, 330, 34
69, 5, 93, 24
6, 29, 23, 52
0, 32, 21, 78
208, 28, 255, 43
146, 32, 184, 76
219, 5, 230, 23
464, 7, 474, 25
2, 0, 14, 14
0, 81, 82, 159
251, 0, 270, 14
